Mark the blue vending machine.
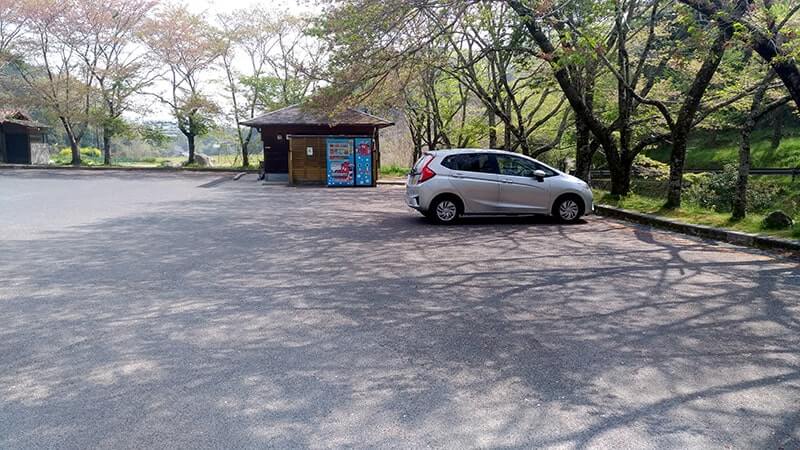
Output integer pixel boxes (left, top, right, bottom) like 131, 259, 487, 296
326, 138, 355, 186
354, 138, 373, 186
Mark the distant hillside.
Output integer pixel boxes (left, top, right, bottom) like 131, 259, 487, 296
645, 126, 800, 170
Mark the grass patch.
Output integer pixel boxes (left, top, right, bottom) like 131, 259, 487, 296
50, 154, 264, 169
380, 165, 409, 177
207, 153, 264, 168
595, 190, 800, 240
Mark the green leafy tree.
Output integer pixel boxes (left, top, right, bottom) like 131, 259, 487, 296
677, 0, 800, 111
312, 1, 570, 170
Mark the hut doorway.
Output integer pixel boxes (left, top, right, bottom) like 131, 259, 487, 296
5, 133, 30, 164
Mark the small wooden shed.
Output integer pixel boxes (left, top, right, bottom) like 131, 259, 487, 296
241, 104, 393, 186
0, 110, 49, 165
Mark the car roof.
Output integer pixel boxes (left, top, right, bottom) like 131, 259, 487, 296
428, 148, 526, 157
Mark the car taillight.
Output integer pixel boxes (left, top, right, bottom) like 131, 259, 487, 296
419, 156, 436, 183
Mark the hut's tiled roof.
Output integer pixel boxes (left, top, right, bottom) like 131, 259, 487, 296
0, 109, 32, 121
241, 104, 393, 128
0, 109, 49, 129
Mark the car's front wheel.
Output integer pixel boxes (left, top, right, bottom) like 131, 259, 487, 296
427, 196, 461, 224
553, 195, 584, 223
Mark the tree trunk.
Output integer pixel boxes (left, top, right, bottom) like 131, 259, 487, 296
69, 139, 81, 166
408, 121, 422, 167
665, 130, 689, 208
665, 28, 729, 209
102, 127, 112, 166
488, 107, 497, 149
771, 107, 783, 149
425, 112, 433, 151
608, 158, 632, 196
503, 96, 512, 151
59, 116, 81, 166
487, 61, 499, 149
187, 134, 196, 165
574, 58, 597, 182
604, 133, 630, 196
733, 72, 772, 219
615, 0, 635, 195
732, 125, 752, 220
574, 117, 593, 181
241, 144, 249, 168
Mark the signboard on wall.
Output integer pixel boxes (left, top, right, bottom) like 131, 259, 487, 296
326, 139, 354, 186
354, 138, 373, 186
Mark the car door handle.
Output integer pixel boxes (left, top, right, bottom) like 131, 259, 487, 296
500, 178, 514, 184
452, 173, 464, 178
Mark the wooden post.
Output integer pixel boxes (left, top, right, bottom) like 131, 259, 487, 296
26, 131, 32, 165
287, 137, 293, 185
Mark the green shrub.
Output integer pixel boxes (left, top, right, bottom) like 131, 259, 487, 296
58, 147, 102, 158
629, 171, 710, 199
683, 172, 709, 189
632, 154, 669, 180
685, 165, 736, 211
747, 179, 785, 212
685, 164, 782, 213
80, 147, 102, 157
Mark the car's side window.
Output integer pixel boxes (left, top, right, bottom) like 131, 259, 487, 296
497, 156, 555, 177
441, 155, 459, 170
443, 154, 498, 174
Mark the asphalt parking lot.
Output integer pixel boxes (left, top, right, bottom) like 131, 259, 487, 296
0, 169, 798, 449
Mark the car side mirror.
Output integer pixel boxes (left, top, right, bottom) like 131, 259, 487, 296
533, 169, 546, 181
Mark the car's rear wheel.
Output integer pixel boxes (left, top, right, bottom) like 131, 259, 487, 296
427, 196, 461, 224
553, 195, 584, 223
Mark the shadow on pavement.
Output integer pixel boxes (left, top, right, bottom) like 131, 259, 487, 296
0, 178, 798, 448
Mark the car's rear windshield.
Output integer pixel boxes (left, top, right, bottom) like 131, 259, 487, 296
411, 154, 432, 173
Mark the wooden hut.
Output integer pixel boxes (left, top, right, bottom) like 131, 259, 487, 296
0, 110, 49, 165
241, 104, 393, 186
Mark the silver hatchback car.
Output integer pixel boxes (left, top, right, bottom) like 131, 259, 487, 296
405, 149, 593, 224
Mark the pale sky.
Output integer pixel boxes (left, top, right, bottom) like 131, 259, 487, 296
189, 0, 311, 17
